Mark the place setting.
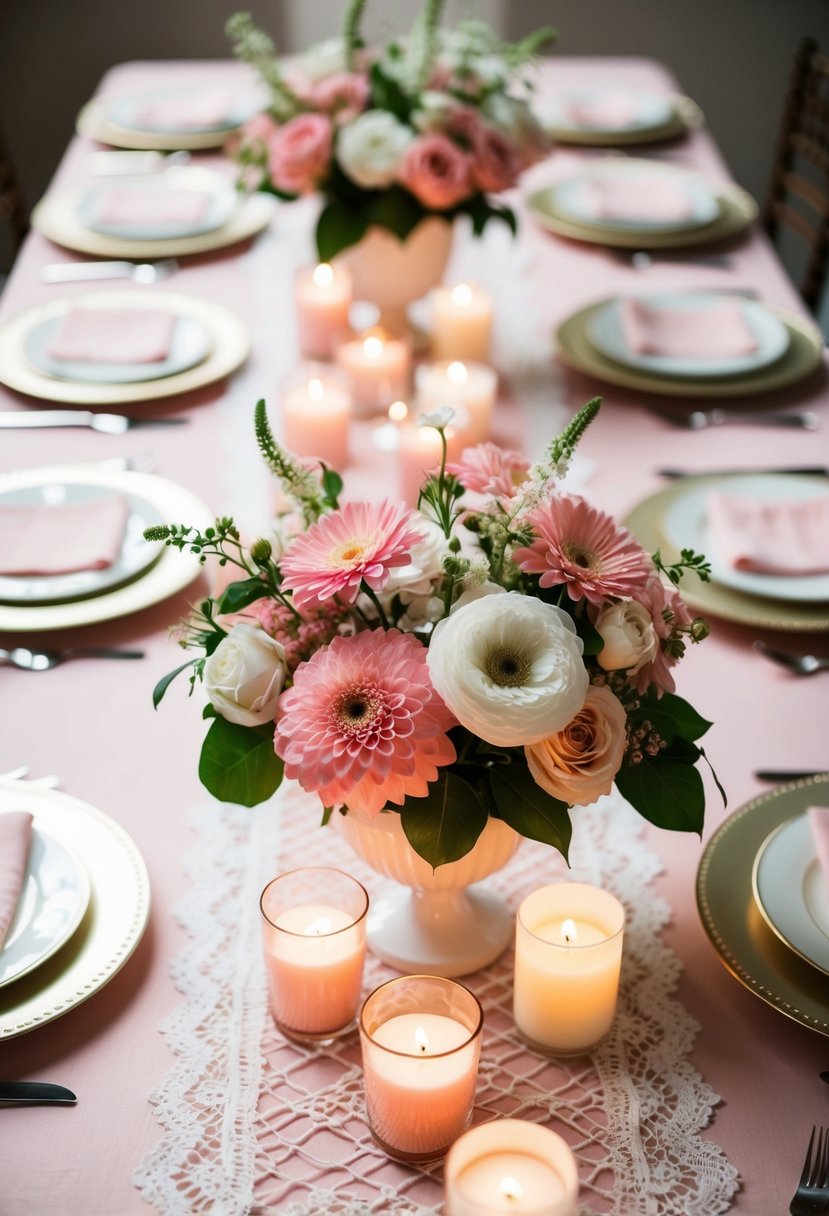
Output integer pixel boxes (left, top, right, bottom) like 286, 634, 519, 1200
76, 81, 262, 150
541, 87, 704, 146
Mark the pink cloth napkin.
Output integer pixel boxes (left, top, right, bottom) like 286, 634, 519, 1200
560, 90, 643, 129
47, 308, 176, 364
0, 812, 33, 949
620, 298, 758, 359
579, 175, 695, 223
131, 88, 235, 130
93, 186, 211, 228
706, 491, 829, 575
808, 806, 829, 889
0, 496, 130, 576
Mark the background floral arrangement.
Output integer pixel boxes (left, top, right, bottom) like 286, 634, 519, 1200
148, 399, 723, 870
226, 0, 555, 260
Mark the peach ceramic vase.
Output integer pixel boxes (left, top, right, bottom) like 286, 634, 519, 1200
332, 808, 520, 978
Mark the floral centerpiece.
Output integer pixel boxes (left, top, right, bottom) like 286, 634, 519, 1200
226, 0, 554, 260
147, 398, 723, 870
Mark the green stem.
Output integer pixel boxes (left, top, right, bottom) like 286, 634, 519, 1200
361, 584, 391, 629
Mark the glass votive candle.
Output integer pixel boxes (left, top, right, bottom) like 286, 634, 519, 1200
445, 1119, 579, 1216
335, 327, 412, 415
359, 974, 484, 1163
294, 262, 353, 359
280, 363, 352, 469
513, 882, 625, 1055
260, 867, 369, 1046
415, 359, 497, 445
431, 281, 493, 363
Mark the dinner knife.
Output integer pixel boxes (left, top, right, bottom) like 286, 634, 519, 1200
753, 770, 829, 782
0, 410, 188, 432
659, 467, 829, 479
0, 1081, 77, 1105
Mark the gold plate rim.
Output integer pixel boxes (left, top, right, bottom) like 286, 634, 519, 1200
546, 94, 704, 146
76, 97, 235, 152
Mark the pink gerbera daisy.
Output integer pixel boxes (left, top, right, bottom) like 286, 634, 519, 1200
275, 630, 456, 817
280, 500, 425, 610
447, 442, 531, 500
514, 493, 652, 606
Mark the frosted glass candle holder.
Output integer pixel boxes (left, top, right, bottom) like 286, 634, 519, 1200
445, 1118, 579, 1216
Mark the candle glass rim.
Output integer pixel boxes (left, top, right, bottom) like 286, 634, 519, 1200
517, 882, 625, 950
359, 974, 484, 1059
259, 866, 369, 938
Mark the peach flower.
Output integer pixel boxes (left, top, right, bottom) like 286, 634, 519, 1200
312, 72, 370, 124
525, 685, 628, 806
398, 133, 473, 210
267, 112, 332, 195
470, 123, 521, 193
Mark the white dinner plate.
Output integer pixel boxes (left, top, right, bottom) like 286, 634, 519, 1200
107, 88, 259, 135
24, 313, 212, 385
77, 166, 238, 240
753, 814, 829, 976
549, 163, 720, 233
0, 481, 163, 606
0, 782, 150, 1039
661, 473, 829, 604
587, 293, 791, 378
544, 89, 674, 134
0, 819, 91, 989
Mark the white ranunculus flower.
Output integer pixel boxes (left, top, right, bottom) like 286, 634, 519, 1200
595, 600, 659, 675
297, 37, 348, 82
411, 90, 455, 133
427, 592, 588, 746
451, 579, 506, 612
204, 623, 287, 726
336, 111, 414, 189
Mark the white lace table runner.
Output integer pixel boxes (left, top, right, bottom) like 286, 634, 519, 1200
134, 787, 739, 1215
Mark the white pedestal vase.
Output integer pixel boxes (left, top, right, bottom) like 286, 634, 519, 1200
332, 808, 520, 978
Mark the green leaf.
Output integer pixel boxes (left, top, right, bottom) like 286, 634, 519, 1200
216, 577, 271, 615
615, 756, 705, 835
463, 195, 517, 238
577, 616, 604, 656
203, 702, 217, 720
198, 717, 283, 806
699, 746, 728, 808
316, 199, 370, 261
320, 805, 334, 827
366, 185, 427, 242
152, 659, 198, 709
401, 771, 488, 869
488, 767, 571, 862
632, 691, 712, 744
369, 61, 411, 121
321, 467, 343, 504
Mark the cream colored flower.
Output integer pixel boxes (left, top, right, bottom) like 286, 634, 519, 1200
525, 684, 627, 805
595, 599, 659, 674
204, 623, 287, 726
336, 111, 414, 189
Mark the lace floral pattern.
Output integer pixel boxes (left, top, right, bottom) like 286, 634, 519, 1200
134, 785, 739, 1215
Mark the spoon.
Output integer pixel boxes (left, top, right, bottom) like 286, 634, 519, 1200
754, 641, 829, 676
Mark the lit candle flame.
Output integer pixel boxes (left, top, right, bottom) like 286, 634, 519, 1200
450, 283, 473, 308
388, 400, 408, 422
313, 262, 335, 288
414, 1027, 430, 1054
308, 378, 325, 403
447, 361, 468, 386
499, 1177, 523, 1201
562, 917, 578, 945
363, 334, 384, 359
304, 916, 333, 936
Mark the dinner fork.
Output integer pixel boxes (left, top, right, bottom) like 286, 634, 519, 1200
40, 259, 179, 285
754, 641, 829, 676
790, 1126, 829, 1214
0, 647, 145, 671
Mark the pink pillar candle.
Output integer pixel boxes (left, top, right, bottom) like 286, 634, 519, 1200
281, 363, 352, 469
294, 262, 353, 359
431, 282, 493, 363
360, 975, 483, 1162
261, 868, 368, 1045
335, 328, 412, 413
445, 1120, 579, 1216
415, 359, 498, 445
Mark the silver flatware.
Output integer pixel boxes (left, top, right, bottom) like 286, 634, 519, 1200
754, 769, 828, 782
0, 410, 187, 433
86, 150, 190, 175
790, 1125, 829, 1215
609, 248, 732, 269
0, 1081, 77, 1106
40, 258, 179, 285
650, 406, 820, 431
754, 641, 829, 676
659, 466, 829, 479
0, 646, 145, 671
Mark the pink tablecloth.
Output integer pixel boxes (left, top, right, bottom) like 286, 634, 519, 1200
0, 57, 828, 1216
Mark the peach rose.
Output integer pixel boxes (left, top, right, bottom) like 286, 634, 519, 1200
398, 133, 473, 210
525, 685, 627, 806
312, 72, 370, 125
267, 112, 332, 195
471, 123, 521, 193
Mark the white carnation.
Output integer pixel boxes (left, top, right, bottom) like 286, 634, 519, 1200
204, 623, 287, 727
336, 111, 414, 189
595, 600, 659, 674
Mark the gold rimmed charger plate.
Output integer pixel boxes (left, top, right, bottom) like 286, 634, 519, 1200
696, 775, 829, 1038
0, 780, 151, 1040
624, 474, 829, 631
77, 96, 241, 151
0, 290, 250, 406
555, 298, 824, 397
0, 464, 211, 632
31, 188, 275, 259
527, 169, 757, 249
547, 94, 704, 146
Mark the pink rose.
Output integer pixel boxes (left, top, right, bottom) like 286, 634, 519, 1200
311, 72, 370, 124
445, 104, 483, 148
226, 111, 279, 159
398, 133, 473, 210
629, 575, 694, 695
471, 123, 521, 193
267, 112, 332, 195
525, 685, 628, 806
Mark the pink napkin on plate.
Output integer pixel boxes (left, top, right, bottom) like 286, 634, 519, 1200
808, 807, 829, 889
47, 308, 176, 364
0, 812, 33, 949
93, 186, 211, 227
560, 91, 643, 129
620, 297, 758, 359
706, 491, 829, 575
0, 495, 130, 576
130, 88, 235, 130
579, 175, 695, 223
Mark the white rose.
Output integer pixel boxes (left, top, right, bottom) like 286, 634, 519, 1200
336, 111, 414, 189
427, 592, 588, 747
204, 623, 287, 726
297, 37, 348, 83
595, 600, 659, 675
411, 91, 455, 133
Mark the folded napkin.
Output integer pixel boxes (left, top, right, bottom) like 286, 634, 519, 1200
559, 90, 643, 129
0, 496, 129, 576
47, 308, 176, 364
808, 806, 829, 889
579, 175, 696, 223
620, 298, 758, 359
130, 88, 235, 130
0, 812, 33, 950
706, 491, 829, 575
93, 186, 211, 228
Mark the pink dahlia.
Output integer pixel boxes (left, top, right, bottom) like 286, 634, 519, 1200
275, 629, 457, 816
629, 575, 694, 695
514, 493, 652, 606
280, 500, 425, 610
447, 442, 530, 500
